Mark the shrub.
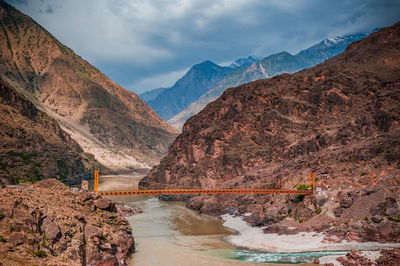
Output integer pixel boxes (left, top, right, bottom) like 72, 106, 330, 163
297, 184, 311, 191
33, 250, 47, 258
364, 216, 369, 221
388, 216, 400, 223
315, 209, 322, 214
0, 213, 4, 221
0, 236, 6, 243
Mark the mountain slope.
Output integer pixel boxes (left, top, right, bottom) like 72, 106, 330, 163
146, 60, 233, 120
0, 79, 102, 186
139, 87, 168, 102
0, 1, 177, 171
169, 33, 368, 130
140, 23, 400, 239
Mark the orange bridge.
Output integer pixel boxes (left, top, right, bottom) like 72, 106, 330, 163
93, 170, 316, 196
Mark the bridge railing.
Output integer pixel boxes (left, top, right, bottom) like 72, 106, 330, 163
92, 170, 316, 196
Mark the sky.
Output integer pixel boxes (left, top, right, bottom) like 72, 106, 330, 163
8, 0, 400, 94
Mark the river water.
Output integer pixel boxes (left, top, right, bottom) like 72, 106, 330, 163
99, 175, 343, 265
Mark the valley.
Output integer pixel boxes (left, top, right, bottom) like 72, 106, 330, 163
0, 0, 399, 265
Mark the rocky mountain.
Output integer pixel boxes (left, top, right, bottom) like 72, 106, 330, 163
168, 33, 368, 130
0, 79, 103, 186
0, 1, 177, 172
140, 22, 400, 242
139, 87, 168, 102
146, 60, 233, 120
229, 55, 259, 69
0, 179, 135, 265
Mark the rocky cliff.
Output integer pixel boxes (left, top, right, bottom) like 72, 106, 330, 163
0, 1, 177, 172
0, 179, 135, 265
140, 22, 400, 241
0, 79, 104, 186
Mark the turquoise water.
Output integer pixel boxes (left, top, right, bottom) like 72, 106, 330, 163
228, 250, 348, 264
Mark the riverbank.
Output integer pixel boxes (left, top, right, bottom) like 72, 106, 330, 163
221, 214, 400, 264
0, 179, 134, 265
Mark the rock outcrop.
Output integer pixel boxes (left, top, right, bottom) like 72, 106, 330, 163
140, 22, 400, 241
0, 1, 177, 172
0, 179, 135, 265
0, 79, 102, 186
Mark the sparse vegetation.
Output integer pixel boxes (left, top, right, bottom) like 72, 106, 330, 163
0, 236, 6, 243
18, 176, 41, 184
364, 216, 369, 221
0, 213, 4, 221
30, 250, 47, 258
298, 219, 304, 223
295, 184, 311, 202
297, 184, 311, 191
388, 216, 400, 223
7, 151, 32, 161
315, 209, 322, 214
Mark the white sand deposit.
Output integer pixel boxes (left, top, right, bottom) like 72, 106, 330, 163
221, 214, 400, 253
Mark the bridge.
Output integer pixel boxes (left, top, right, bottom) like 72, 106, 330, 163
93, 170, 316, 196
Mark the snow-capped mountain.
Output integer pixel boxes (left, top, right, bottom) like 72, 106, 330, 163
167, 32, 370, 130
229, 55, 259, 69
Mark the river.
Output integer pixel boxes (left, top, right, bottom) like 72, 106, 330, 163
99, 175, 343, 265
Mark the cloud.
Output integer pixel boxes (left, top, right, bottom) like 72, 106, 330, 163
7, 0, 400, 93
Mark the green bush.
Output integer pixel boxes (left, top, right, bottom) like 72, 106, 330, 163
18, 176, 40, 184
388, 216, 400, 223
315, 209, 322, 214
33, 250, 47, 258
297, 184, 311, 191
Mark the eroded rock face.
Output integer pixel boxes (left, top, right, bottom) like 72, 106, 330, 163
0, 80, 102, 186
0, 179, 135, 265
140, 23, 400, 241
0, 1, 177, 171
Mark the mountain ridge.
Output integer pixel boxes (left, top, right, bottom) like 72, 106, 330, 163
168, 32, 368, 130
146, 60, 233, 120
0, 1, 178, 172
140, 22, 400, 241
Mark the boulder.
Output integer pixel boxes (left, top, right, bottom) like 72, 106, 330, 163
43, 221, 61, 240
340, 196, 353, 208
94, 199, 116, 212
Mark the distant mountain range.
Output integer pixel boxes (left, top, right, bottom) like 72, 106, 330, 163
141, 32, 370, 130
145, 61, 233, 120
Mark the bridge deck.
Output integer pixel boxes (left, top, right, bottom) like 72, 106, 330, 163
98, 188, 314, 196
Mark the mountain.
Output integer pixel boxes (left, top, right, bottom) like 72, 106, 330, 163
146, 60, 233, 120
0, 1, 177, 172
298, 33, 368, 65
0, 79, 102, 186
139, 87, 168, 102
140, 22, 400, 242
168, 33, 368, 130
229, 55, 259, 69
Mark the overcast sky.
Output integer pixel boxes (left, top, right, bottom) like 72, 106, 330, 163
8, 0, 400, 94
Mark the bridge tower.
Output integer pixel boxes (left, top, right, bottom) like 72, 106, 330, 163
94, 169, 99, 193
